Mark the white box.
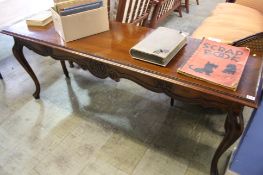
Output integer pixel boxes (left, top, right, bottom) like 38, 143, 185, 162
50, 5, 109, 42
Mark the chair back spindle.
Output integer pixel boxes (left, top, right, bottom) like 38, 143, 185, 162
149, 0, 181, 28
116, 0, 152, 26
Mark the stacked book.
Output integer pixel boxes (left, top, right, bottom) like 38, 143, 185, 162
54, 0, 103, 16
26, 11, 52, 27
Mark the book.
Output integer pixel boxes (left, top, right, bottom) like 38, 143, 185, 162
55, 0, 98, 12
130, 27, 187, 66
62, 0, 102, 10
177, 39, 250, 91
26, 11, 52, 27
60, 0, 102, 16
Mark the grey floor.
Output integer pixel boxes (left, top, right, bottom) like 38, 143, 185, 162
0, 0, 252, 175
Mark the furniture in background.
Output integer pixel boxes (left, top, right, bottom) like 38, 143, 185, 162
110, 0, 182, 28
192, 0, 263, 45
115, 0, 153, 26
182, 0, 199, 13
149, 0, 182, 28
0, 72, 2, 79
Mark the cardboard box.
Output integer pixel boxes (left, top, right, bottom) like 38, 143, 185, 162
50, 4, 109, 42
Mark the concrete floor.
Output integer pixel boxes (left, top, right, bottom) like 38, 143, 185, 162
0, 0, 253, 175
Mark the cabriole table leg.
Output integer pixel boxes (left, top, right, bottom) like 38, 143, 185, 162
12, 37, 40, 99
210, 108, 244, 175
185, 0, 189, 13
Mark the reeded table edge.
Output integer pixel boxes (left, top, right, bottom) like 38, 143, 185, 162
1, 29, 262, 108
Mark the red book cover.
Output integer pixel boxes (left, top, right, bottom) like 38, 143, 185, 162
177, 39, 250, 91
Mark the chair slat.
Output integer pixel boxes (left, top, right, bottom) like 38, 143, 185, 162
133, 0, 141, 21
116, 0, 152, 26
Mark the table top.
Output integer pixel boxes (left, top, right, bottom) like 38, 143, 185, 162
1, 21, 262, 108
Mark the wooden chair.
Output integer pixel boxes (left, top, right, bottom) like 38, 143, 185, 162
182, 0, 199, 13
115, 0, 153, 26
149, 0, 182, 28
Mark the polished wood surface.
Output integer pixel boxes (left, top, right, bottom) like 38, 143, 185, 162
1, 21, 263, 175
1, 21, 262, 108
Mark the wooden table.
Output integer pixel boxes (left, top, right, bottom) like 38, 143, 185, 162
1, 21, 263, 175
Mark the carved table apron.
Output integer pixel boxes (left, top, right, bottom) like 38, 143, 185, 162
1, 21, 263, 175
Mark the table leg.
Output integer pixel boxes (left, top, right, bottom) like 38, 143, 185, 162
178, 5, 182, 17
210, 109, 244, 175
60, 61, 69, 78
69, 61, 74, 68
185, 0, 189, 13
170, 98, 174, 106
12, 38, 40, 99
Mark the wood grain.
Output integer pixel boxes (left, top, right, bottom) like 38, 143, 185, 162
1, 21, 262, 175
